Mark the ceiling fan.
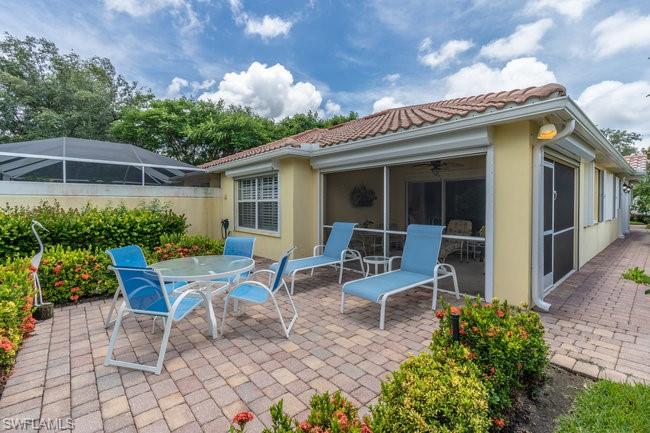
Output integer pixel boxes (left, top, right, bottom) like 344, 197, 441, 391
413, 160, 464, 175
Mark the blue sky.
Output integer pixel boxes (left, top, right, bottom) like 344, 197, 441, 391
2, 0, 650, 146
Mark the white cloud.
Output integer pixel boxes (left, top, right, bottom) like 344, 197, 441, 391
444, 57, 557, 98
525, 0, 598, 19
577, 80, 650, 147
229, 0, 293, 39
479, 19, 553, 60
103, 0, 203, 33
199, 62, 322, 121
593, 11, 650, 58
167, 77, 189, 97
372, 96, 403, 113
419, 39, 474, 69
166, 77, 216, 98
103, 0, 184, 17
325, 100, 342, 115
383, 73, 401, 84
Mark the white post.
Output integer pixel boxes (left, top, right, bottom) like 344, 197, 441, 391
317, 171, 323, 244
141, 166, 145, 186
383, 166, 389, 257
484, 146, 495, 302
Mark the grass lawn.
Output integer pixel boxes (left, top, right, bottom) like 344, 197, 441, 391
555, 380, 650, 433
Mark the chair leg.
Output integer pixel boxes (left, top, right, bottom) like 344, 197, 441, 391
154, 315, 174, 375
104, 304, 126, 367
379, 297, 387, 330
201, 291, 217, 339
310, 268, 315, 277
221, 296, 230, 336
432, 277, 439, 310
105, 287, 122, 328
451, 267, 460, 299
340, 291, 345, 313
338, 260, 344, 284
290, 271, 298, 295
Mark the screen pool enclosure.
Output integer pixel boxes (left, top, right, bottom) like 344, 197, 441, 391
0, 137, 204, 185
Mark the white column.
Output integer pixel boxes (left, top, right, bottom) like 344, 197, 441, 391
383, 166, 389, 257
484, 146, 495, 302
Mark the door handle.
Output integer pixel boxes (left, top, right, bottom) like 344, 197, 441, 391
553, 190, 557, 201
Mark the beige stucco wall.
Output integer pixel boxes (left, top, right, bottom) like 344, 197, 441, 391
491, 121, 534, 305
324, 168, 383, 227
221, 157, 317, 260
0, 182, 222, 237
577, 162, 621, 268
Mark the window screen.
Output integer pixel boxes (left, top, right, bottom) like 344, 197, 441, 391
236, 174, 279, 232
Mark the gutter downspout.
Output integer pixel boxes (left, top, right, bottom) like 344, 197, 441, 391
531, 119, 576, 312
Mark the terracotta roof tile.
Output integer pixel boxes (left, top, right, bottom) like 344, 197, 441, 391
201, 83, 566, 168
624, 154, 647, 173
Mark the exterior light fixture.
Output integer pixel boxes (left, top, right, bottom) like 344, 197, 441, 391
537, 122, 558, 140
622, 183, 632, 194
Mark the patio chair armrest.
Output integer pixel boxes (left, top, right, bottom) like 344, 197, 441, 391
341, 248, 362, 260
313, 244, 325, 255
228, 279, 274, 297
252, 269, 276, 278
388, 256, 402, 272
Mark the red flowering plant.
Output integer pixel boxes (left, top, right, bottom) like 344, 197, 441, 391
0, 258, 34, 373
150, 234, 224, 262
229, 411, 255, 433
431, 296, 548, 428
38, 246, 114, 304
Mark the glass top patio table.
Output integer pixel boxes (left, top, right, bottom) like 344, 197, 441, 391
150, 255, 255, 282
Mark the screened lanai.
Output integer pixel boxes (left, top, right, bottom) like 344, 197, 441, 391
0, 137, 204, 185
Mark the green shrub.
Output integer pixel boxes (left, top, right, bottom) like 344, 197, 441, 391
371, 345, 490, 433
622, 267, 650, 285
431, 297, 548, 426
0, 201, 187, 259
38, 246, 115, 304
150, 233, 224, 262
0, 258, 34, 373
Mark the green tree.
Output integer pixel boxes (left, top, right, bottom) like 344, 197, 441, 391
110, 98, 278, 165
601, 128, 642, 156
632, 175, 650, 216
0, 34, 152, 143
111, 99, 359, 165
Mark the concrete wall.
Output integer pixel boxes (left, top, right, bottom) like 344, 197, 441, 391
221, 157, 318, 260
0, 181, 222, 237
491, 121, 534, 305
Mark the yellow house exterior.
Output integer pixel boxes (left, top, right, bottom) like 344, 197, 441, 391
204, 84, 636, 311
1, 84, 635, 312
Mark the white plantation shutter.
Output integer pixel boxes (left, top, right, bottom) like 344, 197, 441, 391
236, 174, 279, 232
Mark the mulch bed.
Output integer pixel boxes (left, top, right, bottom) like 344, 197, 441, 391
509, 365, 592, 433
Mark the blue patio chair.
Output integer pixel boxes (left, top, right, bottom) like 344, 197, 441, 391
104, 245, 187, 328
341, 224, 459, 329
104, 266, 215, 374
270, 222, 363, 294
215, 236, 256, 285
222, 248, 298, 338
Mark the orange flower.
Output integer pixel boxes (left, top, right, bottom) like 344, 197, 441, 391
81, 273, 90, 281
71, 287, 80, 293
53, 265, 62, 274
493, 418, 505, 429
361, 422, 373, 433
233, 411, 254, 426
29, 264, 38, 273
450, 306, 461, 316
298, 421, 311, 432
435, 310, 445, 319
0, 337, 14, 352
54, 280, 65, 287
70, 294, 80, 302
471, 326, 479, 334
496, 309, 505, 318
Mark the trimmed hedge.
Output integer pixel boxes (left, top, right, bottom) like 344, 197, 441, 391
0, 201, 187, 259
0, 258, 35, 374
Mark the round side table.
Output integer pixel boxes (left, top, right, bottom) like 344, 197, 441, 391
363, 255, 390, 276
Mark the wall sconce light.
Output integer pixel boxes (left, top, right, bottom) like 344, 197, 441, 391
622, 183, 632, 194
537, 122, 558, 140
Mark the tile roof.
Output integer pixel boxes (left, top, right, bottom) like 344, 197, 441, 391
624, 153, 647, 174
201, 83, 566, 168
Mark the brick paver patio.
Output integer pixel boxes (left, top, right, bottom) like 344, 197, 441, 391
542, 225, 650, 384
0, 228, 648, 432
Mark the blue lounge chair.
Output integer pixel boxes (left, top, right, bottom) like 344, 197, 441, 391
341, 224, 459, 329
104, 266, 215, 374
105, 245, 187, 328
222, 248, 298, 338
270, 222, 363, 294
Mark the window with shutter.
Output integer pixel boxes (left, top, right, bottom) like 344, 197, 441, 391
236, 174, 279, 232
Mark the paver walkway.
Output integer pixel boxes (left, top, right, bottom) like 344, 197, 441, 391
1, 228, 648, 432
542, 225, 650, 384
